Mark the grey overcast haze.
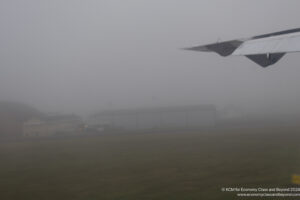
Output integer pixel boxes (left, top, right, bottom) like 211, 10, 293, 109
1, 0, 300, 115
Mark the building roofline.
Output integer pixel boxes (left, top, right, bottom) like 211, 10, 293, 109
91, 105, 216, 117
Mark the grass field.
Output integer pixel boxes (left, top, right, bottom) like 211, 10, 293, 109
1, 126, 300, 200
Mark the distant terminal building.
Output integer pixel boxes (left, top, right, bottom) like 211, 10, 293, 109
89, 105, 216, 131
0, 101, 41, 138
23, 114, 84, 137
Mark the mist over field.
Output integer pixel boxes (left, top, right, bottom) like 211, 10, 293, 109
1, 0, 300, 116
2, 1, 300, 200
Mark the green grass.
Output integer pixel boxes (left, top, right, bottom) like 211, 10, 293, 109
1, 126, 300, 200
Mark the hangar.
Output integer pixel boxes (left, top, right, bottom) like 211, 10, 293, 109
90, 105, 216, 131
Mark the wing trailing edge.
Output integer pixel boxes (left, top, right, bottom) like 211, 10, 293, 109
184, 40, 243, 57
185, 28, 300, 67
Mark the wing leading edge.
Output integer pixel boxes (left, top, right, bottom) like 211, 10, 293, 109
185, 28, 300, 67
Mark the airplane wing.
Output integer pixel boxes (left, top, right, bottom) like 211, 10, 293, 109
185, 28, 300, 67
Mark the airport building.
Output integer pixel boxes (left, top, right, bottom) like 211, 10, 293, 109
23, 114, 84, 137
0, 101, 41, 138
90, 105, 216, 131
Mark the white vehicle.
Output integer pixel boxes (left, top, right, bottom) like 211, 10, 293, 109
185, 28, 300, 67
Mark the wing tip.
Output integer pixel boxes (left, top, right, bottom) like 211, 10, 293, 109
182, 45, 210, 52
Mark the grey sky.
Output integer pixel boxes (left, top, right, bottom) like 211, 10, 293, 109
1, 0, 300, 115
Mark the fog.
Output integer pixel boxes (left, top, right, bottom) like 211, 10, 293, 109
1, 0, 300, 116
